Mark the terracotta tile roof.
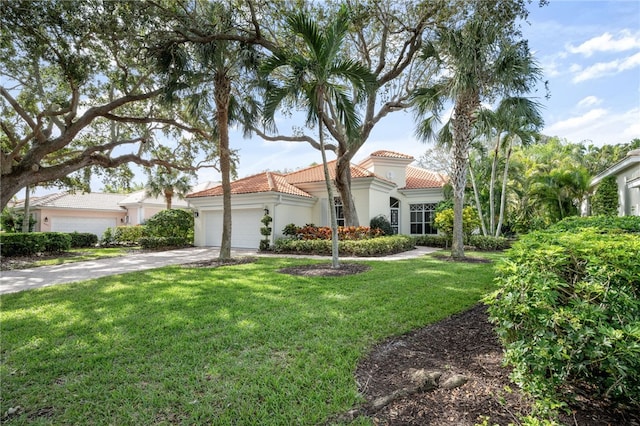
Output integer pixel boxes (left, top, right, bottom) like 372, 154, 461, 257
369, 150, 415, 160
402, 166, 448, 189
187, 172, 313, 198
285, 160, 376, 184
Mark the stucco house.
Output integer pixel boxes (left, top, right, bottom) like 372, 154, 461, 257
8, 187, 208, 237
590, 148, 640, 216
187, 150, 447, 249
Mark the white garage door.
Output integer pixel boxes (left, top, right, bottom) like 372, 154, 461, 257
51, 217, 117, 237
203, 209, 263, 248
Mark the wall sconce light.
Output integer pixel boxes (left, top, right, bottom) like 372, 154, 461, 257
44, 217, 48, 223
263, 207, 269, 215
120, 218, 124, 223
193, 211, 199, 218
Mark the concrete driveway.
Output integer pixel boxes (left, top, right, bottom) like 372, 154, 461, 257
0, 246, 438, 295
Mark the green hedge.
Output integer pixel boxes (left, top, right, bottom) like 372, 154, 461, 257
413, 235, 448, 248
144, 209, 193, 246
273, 235, 415, 256
549, 215, 640, 233
113, 225, 145, 245
139, 236, 190, 250
486, 226, 640, 414
467, 235, 511, 251
0, 232, 71, 257
68, 232, 98, 248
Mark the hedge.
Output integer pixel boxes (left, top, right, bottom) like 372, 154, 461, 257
486, 226, 640, 414
68, 232, 98, 248
413, 235, 448, 248
139, 236, 191, 250
113, 225, 145, 245
549, 215, 640, 233
0, 232, 71, 257
273, 235, 415, 256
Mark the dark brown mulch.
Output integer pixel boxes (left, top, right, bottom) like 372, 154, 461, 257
278, 263, 371, 277
354, 304, 639, 426
430, 253, 493, 263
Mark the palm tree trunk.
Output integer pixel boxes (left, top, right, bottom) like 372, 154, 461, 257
21, 186, 30, 233
495, 144, 512, 237
164, 189, 173, 210
318, 97, 339, 269
215, 73, 232, 260
489, 134, 501, 236
469, 164, 488, 236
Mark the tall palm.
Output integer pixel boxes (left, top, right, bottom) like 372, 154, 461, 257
477, 96, 543, 236
145, 167, 193, 209
260, 7, 372, 269
413, 17, 542, 259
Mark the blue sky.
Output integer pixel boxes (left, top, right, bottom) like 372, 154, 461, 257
192, 0, 640, 187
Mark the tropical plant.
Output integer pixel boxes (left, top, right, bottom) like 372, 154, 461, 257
145, 167, 193, 209
260, 6, 374, 268
591, 175, 619, 216
412, 12, 542, 259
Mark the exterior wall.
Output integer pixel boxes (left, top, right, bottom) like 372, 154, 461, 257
398, 188, 444, 235
271, 203, 314, 239
617, 165, 640, 216
36, 207, 126, 234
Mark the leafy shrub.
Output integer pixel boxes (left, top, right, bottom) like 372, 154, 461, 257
486, 228, 640, 414
139, 236, 189, 250
591, 175, 619, 216
101, 227, 114, 245
467, 235, 511, 251
413, 235, 449, 248
68, 232, 98, 248
144, 209, 193, 246
42, 232, 71, 253
370, 215, 393, 236
549, 215, 640, 233
273, 235, 414, 256
291, 225, 383, 241
0, 233, 46, 256
282, 223, 298, 236
259, 214, 273, 251
113, 225, 145, 245
0, 232, 71, 257
1, 208, 36, 232
434, 207, 480, 242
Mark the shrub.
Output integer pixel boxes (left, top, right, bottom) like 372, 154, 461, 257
486, 228, 640, 414
42, 232, 71, 253
292, 225, 383, 241
1, 209, 36, 232
434, 207, 480, 243
413, 235, 448, 248
259, 214, 273, 251
549, 215, 640, 233
144, 209, 194, 246
591, 175, 619, 216
0, 233, 46, 257
113, 225, 145, 245
370, 215, 393, 236
282, 223, 298, 236
273, 235, 414, 256
101, 227, 115, 246
68, 232, 98, 248
467, 235, 511, 251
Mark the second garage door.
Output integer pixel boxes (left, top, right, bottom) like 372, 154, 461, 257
51, 216, 117, 237
203, 209, 263, 248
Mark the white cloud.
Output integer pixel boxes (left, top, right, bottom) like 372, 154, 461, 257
545, 107, 640, 146
547, 108, 608, 133
572, 52, 640, 83
577, 96, 601, 108
567, 30, 640, 57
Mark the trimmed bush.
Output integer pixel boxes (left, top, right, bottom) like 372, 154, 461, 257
370, 215, 393, 236
413, 235, 448, 248
43, 232, 71, 253
290, 225, 383, 241
467, 235, 511, 251
113, 225, 145, 245
273, 235, 414, 256
486, 228, 640, 414
434, 207, 481, 243
139, 236, 189, 250
68, 232, 98, 248
591, 175, 619, 216
550, 215, 640, 233
144, 209, 194, 246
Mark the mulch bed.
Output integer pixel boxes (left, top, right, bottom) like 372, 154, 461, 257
352, 304, 639, 425
182, 256, 258, 268
279, 263, 371, 277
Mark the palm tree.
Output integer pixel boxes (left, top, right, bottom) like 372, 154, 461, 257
413, 16, 542, 259
145, 167, 193, 209
260, 7, 373, 269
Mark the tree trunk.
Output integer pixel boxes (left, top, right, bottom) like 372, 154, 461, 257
468, 164, 488, 236
164, 189, 173, 210
335, 155, 359, 226
215, 72, 232, 260
488, 134, 502, 235
495, 144, 512, 237
21, 186, 31, 233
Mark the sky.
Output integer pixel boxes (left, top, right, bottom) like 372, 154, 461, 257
192, 0, 640, 187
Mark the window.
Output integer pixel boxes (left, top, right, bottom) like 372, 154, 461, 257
410, 203, 437, 235
334, 197, 345, 227
389, 197, 399, 234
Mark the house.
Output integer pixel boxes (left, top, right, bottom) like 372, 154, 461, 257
590, 148, 640, 216
187, 150, 447, 249
8, 183, 216, 236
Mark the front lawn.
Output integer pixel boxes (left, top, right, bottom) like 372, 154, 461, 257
0, 254, 500, 425
0, 247, 142, 270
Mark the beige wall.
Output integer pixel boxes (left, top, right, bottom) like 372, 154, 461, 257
617, 165, 640, 216
36, 208, 126, 232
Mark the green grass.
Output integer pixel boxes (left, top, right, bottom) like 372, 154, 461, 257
4, 247, 141, 269
0, 253, 502, 425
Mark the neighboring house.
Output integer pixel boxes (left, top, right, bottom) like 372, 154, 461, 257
187, 150, 447, 249
590, 148, 640, 216
8, 182, 216, 236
